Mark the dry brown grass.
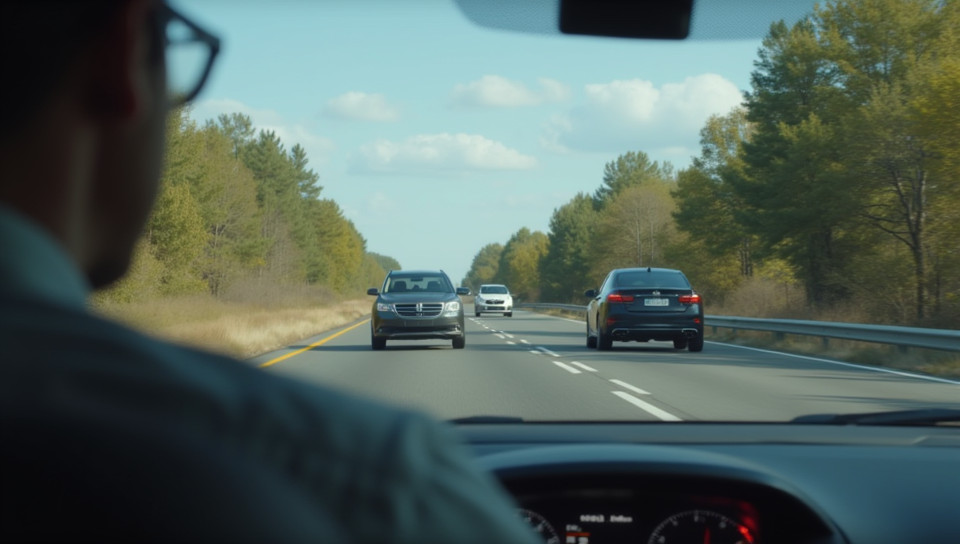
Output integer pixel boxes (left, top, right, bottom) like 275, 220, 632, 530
94, 294, 370, 359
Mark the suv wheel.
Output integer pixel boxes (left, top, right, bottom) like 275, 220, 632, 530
371, 334, 386, 350
504, 312, 512, 317
688, 335, 704, 352
673, 338, 687, 350
452, 335, 466, 349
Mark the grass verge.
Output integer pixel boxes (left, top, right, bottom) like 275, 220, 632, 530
93, 294, 370, 359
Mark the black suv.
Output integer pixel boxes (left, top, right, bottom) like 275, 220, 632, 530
367, 270, 469, 350
585, 267, 704, 352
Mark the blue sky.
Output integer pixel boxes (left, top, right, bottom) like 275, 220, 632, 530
177, 0, 776, 285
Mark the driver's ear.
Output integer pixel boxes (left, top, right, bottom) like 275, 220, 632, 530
82, 0, 155, 120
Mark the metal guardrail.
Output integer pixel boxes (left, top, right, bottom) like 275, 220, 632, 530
516, 303, 960, 352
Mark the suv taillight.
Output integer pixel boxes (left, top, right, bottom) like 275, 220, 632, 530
678, 294, 702, 304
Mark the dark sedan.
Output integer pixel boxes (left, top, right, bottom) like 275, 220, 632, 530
368, 270, 469, 350
585, 267, 704, 352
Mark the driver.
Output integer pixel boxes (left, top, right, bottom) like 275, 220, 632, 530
0, 1, 537, 542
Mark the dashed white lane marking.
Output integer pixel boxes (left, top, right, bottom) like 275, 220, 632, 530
536, 347, 561, 357
506, 341, 516, 345
610, 379, 650, 395
569, 361, 597, 372
503, 332, 515, 339
530, 349, 542, 355
495, 334, 505, 339
552, 361, 582, 374
520, 339, 530, 344
612, 391, 682, 421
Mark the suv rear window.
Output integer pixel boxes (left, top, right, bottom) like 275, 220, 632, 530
614, 271, 690, 289
385, 274, 451, 293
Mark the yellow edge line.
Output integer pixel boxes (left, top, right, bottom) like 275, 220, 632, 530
259, 319, 371, 368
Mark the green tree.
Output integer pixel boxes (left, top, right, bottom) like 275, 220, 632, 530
591, 182, 677, 274
462, 243, 504, 293
494, 228, 549, 301
674, 107, 756, 277
593, 151, 673, 208
540, 194, 597, 301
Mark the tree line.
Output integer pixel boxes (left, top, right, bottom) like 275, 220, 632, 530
462, 0, 960, 326
96, 108, 400, 305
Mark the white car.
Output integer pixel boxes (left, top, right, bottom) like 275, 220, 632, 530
474, 284, 513, 317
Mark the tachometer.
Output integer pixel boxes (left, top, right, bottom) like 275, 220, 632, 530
519, 509, 561, 544
648, 509, 755, 544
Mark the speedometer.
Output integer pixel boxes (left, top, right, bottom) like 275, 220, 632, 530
648, 509, 755, 544
518, 509, 561, 544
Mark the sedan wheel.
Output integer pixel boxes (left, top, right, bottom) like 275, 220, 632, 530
586, 322, 597, 348
452, 335, 466, 349
597, 327, 612, 351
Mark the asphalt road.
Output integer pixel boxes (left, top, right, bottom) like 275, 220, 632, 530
250, 308, 960, 421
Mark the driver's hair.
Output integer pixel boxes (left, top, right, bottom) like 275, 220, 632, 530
1, 1, 163, 140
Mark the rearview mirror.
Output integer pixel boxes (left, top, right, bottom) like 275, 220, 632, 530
584, 289, 597, 298
367, 288, 379, 296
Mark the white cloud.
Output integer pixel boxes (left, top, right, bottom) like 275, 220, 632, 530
451, 75, 570, 108
542, 74, 743, 154
322, 92, 400, 122
350, 133, 538, 174
190, 98, 335, 164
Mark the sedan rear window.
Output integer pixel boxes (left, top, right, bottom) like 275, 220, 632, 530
615, 271, 690, 289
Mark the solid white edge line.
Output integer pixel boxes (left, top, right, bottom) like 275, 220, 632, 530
552, 361, 582, 374
707, 341, 960, 386
570, 361, 598, 372
612, 391, 682, 421
609, 378, 650, 395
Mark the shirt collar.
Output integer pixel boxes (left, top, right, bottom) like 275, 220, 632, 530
0, 205, 90, 309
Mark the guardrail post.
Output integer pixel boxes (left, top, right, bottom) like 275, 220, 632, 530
821, 337, 829, 349
775, 332, 785, 342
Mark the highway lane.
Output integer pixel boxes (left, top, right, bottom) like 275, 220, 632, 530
251, 308, 960, 422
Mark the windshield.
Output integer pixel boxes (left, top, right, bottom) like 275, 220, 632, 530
103, 0, 960, 424
481, 286, 510, 295
385, 274, 451, 294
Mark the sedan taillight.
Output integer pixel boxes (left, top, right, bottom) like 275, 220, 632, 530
678, 294, 702, 304
607, 292, 634, 303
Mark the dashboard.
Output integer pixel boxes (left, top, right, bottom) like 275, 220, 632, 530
459, 422, 960, 544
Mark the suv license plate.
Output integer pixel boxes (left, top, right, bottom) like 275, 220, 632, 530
644, 298, 669, 307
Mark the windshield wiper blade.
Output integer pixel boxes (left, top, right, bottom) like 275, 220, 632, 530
793, 408, 960, 426
449, 415, 525, 424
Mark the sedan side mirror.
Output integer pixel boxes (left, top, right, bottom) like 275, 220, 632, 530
367, 288, 379, 296
456, 287, 471, 296
584, 289, 597, 298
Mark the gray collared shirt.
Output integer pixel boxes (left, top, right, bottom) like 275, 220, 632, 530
0, 206, 537, 543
